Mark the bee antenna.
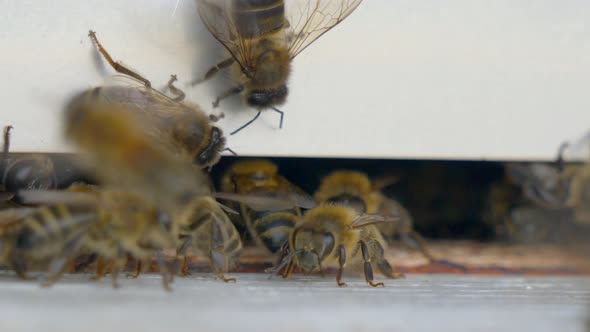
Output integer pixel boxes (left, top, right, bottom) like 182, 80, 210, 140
271, 107, 284, 130
223, 147, 238, 156
556, 142, 569, 171
2, 125, 13, 170
230, 111, 261, 135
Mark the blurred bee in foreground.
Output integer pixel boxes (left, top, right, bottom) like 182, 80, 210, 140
64, 81, 246, 285
86, 31, 229, 169
1, 126, 57, 202
194, 0, 363, 135
220, 159, 314, 256
11, 183, 178, 289
314, 170, 463, 268
269, 204, 404, 287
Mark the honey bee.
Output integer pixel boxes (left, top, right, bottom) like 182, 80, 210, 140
195, 0, 363, 135
1, 126, 57, 199
220, 159, 314, 256
314, 170, 460, 266
65, 53, 262, 284
11, 183, 178, 289
269, 204, 404, 287
64, 81, 211, 210
85, 31, 228, 169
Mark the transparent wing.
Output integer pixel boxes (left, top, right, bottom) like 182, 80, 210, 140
213, 191, 316, 211
287, 0, 363, 58
197, 0, 254, 73
17, 190, 100, 206
99, 77, 209, 155
0, 207, 37, 226
350, 213, 400, 229
103, 76, 195, 117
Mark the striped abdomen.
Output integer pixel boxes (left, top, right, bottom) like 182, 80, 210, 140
232, 0, 286, 38
247, 209, 298, 254
13, 205, 96, 260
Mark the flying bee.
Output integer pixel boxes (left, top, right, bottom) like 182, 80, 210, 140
220, 159, 315, 255
85, 31, 229, 169
1, 126, 57, 201
269, 204, 404, 287
313, 170, 465, 268
194, 0, 363, 135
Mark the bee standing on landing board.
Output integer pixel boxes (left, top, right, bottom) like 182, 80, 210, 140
220, 159, 314, 256
85, 31, 230, 169
269, 204, 404, 287
12, 183, 178, 289
314, 170, 465, 269
194, 0, 363, 135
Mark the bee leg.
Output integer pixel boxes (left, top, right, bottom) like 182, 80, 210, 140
336, 245, 347, 287
155, 252, 172, 291
216, 274, 237, 283
91, 257, 109, 281
166, 75, 186, 102
110, 250, 126, 288
12, 259, 33, 280
126, 259, 142, 279
281, 259, 295, 279
210, 250, 236, 283
374, 241, 404, 279
40, 257, 71, 287
230, 111, 261, 136
172, 237, 192, 277
87, 30, 151, 87
213, 85, 244, 108
360, 241, 384, 287
190, 57, 235, 86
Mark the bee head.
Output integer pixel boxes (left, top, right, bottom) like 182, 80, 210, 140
246, 85, 288, 109
292, 227, 335, 273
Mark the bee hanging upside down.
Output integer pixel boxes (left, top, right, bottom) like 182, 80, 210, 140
194, 0, 363, 135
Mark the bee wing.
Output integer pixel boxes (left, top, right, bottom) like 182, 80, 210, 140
17, 190, 100, 206
0, 207, 37, 226
217, 201, 240, 215
101, 77, 193, 117
287, 0, 363, 58
96, 80, 206, 155
197, 0, 254, 73
350, 213, 400, 229
212, 192, 316, 211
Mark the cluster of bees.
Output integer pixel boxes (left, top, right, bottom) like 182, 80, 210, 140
0, 0, 462, 290
486, 141, 590, 244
